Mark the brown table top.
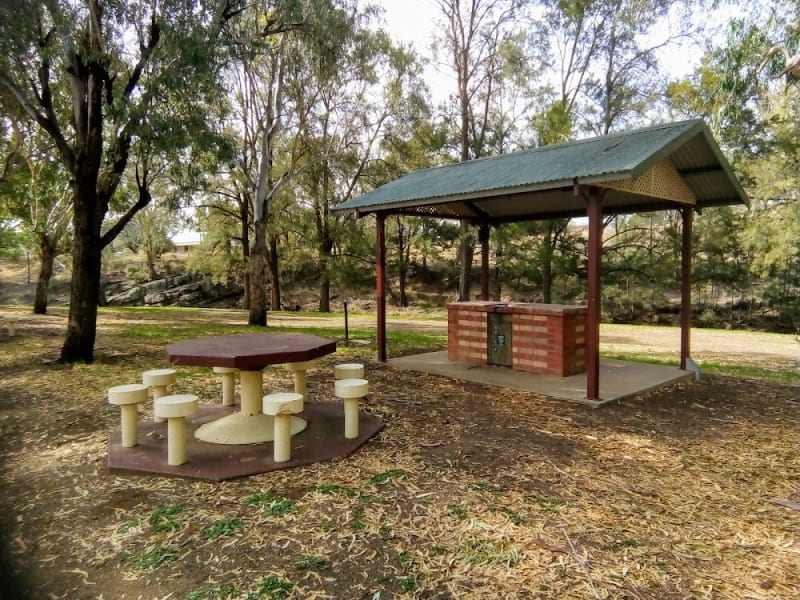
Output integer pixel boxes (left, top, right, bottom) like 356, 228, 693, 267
165, 333, 337, 371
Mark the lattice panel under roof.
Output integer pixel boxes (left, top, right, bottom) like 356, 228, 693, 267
597, 159, 696, 205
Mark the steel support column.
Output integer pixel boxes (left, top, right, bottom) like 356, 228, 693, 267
680, 206, 693, 370
376, 213, 387, 362
585, 188, 603, 400
479, 223, 490, 301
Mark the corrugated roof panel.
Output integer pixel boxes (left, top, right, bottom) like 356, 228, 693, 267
335, 119, 747, 218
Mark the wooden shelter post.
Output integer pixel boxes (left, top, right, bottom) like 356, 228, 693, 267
585, 187, 603, 400
376, 213, 387, 362
680, 206, 693, 370
479, 223, 490, 301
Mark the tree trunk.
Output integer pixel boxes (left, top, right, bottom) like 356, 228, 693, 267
457, 221, 474, 301
33, 234, 56, 315
541, 221, 560, 304
541, 233, 553, 304
317, 234, 333, 313
239, 195, 251, 310
249, 218, 268, 326
492, 240, 503, 301
319, 271, 331, 312
60, 181, 102, 363
268, 233, 281, 312
145, 236, 158, 281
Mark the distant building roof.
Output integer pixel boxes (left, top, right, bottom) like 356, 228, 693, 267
170, 231, 203, 246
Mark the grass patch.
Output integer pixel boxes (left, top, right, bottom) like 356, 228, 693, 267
369, 469, 409, 485
308, 484, 362, 498
701, 362, 800, 384
128, 546, 179, 570
148, 506, 189, 532
349, 505, 366, 531
245, 492, 299, 516
603, 352, 800, 384
202, 518, 243, 540
460, 540, 520, 567
396, 576, 417, 593
187, 582, 240, 600
446, 504, 468, 520
254, 574, 294, 600
294, 554, 328, 571
532, 496, 566, 513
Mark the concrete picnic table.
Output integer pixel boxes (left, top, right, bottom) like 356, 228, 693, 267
165, 333, 336, 444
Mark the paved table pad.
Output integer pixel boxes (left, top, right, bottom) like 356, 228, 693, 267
107, 402, 384, 481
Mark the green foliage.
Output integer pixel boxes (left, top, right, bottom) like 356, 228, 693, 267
253, 575, 294, 600
396, 576, 417, 593
202, 518, 243, 540
129, 546, 179, 570
187, 583, 240, 600
148, 505, 190, 532
369, 469, 409, 485
245, 492, 298, 516
459, 539, 520, 566
294, 554, 328, 570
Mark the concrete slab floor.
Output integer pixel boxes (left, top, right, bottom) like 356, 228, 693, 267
388, 351, 693, 407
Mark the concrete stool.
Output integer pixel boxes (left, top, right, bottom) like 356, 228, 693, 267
108, 384, 150, 448
262, 392, 304, 462
5, 316, 18, 337
213, 367, 238, 406
334, 378, 368, 439
285, 361, 314, 400
153, 394, 198, 466
142, 368, 177, 423
334, 363, 364, 380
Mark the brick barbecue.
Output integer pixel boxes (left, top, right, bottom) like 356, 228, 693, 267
447, 302, 587, 377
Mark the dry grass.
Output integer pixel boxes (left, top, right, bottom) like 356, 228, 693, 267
0, 307, 798, 599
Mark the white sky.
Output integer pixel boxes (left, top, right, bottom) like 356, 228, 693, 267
376, 0, 741, 104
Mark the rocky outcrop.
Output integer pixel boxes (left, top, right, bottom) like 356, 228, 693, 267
106, 274, 241, 307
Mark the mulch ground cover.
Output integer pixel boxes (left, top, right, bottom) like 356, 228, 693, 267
0, 309, 798, 599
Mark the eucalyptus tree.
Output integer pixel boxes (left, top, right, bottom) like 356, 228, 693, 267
434, 0, 523, 301
221, 0, 365, 325
0, 112, 71, 314
581, 0, 696, 135
293, 25, 432, 312
663, 3, 800, 327
0, 0, 237, 362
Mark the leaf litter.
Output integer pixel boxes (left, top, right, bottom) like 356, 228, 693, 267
0, 308, 797, 599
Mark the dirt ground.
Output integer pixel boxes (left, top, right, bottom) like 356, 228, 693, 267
0, 307, 798, 600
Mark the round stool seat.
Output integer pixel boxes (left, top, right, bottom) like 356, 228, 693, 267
213, 366, 237, 374
263, 392, 304, 415
335, 378, 368, 399
108, 384, 149, 405
142, 368, 177, 387
154, 394, 198, 419
335, 363, 364, 379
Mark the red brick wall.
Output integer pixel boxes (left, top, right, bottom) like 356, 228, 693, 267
447, 302, 495, 364
447, 302, 587, 376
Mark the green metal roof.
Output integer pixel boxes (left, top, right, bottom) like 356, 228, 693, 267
335, 119, 748, 222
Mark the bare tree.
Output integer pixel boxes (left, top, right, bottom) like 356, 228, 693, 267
435, 0, 521, 301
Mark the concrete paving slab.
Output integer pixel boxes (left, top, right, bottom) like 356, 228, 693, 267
388, 351, 692, 407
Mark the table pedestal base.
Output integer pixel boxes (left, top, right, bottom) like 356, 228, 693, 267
195, 413, 307, 445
